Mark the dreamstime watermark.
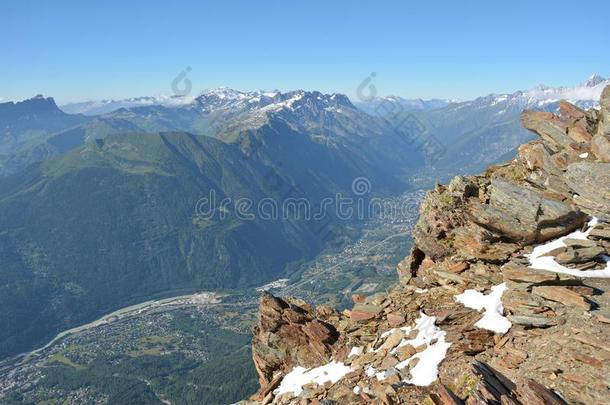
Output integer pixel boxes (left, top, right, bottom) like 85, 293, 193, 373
171, 66, 193, 96
194, 177, 420, 223
351, 176, 371, 195
355, 72, 447, 164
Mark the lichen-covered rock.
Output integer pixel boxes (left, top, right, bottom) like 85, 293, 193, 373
474, 175, 585, 243
591, 133, 610, 162
565, 162, 610, 221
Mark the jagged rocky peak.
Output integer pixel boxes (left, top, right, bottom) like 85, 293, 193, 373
194, 87, 356, 115
482, 74, 610, 111
0, 94, 60, 114
244, 86, 610, 405
583, 73, 606, 87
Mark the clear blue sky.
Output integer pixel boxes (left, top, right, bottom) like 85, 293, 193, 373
2, 0, 609, 103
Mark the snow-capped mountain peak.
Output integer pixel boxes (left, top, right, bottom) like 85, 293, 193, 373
59, 86, 358, 119
522, 74, 609, 108
193, 88, 355, 116
200, 87, 250, 101
469, 74, 610, 115
583, 73, 606, 87
60, 75, 609, 118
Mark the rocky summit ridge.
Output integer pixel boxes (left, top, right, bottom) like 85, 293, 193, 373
241, 86, 610, 405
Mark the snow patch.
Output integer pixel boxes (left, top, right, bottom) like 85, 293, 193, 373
375, 313, 450, 386
455, 283, 511, 334
394, 313, 451, 386
528, 217, 610, 278
348, 346, 363, 358
274, 361, 352, 397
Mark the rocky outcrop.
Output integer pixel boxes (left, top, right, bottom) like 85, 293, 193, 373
251, 293, 340, 390
564, 162, 610, 220
247, 87, 610, 404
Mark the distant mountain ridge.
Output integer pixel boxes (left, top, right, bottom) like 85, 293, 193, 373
354, 96, 451, 116
356, 74, 606, 117
375, 74, 610, 181
55, 73, 610, 117
59, 95, 196, 115
2, 75, 607, 179
0, 95, 90, 176
456, 73, 609, 112
0, 95, 88, 137
1, 88, 428, 177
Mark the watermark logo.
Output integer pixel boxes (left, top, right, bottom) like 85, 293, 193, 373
351, 177, 371, 195
171, 66, 192, 96
356, 72, 378, 102
193, 177, 420, 224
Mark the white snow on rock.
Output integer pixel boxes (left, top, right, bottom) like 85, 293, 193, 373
579, 152, 589, 158
275, 313, 452, 397
274, 361, 352, 397
365, 364, 377, 377
528, 217, 610, 278
365, 364, 387, 381
348, 346, 363, 358
455, 283, 511, 334
375, 312, 451, 386
395, 313, 451, 386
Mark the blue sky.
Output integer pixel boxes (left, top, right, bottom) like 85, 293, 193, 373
2, 0, 609, 103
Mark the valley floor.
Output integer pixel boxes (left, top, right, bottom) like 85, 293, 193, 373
0, 189, 426, 405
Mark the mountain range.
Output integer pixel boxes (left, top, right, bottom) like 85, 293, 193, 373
0, 75, 607, 361
374, 74, 610, 178
0, 88, 425, 359
3, 75, 608, 179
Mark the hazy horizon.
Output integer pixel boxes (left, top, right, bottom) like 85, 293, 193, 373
3, 72, 608, 106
